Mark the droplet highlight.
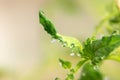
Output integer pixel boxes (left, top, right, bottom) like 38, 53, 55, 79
70, 43, 75, 48
51, 39, 56, 43
62, 42, 67, 47
70, 53, 75, 56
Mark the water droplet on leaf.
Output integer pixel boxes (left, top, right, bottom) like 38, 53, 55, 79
70, 43, 75, 48
51, 39, 56, 43
62, 42, 67, 47
70, 53, 75, 56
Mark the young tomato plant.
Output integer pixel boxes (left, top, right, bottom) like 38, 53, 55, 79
39, 1, 120, 80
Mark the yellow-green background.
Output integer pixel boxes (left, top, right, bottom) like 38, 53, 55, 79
0, 0, 120, 80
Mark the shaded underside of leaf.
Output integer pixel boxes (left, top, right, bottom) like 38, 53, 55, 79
79, 62, 103, 80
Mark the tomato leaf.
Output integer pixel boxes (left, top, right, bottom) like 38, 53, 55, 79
83, 35, 120, 64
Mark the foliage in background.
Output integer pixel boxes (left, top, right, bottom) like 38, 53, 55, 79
39, 0, 120, 80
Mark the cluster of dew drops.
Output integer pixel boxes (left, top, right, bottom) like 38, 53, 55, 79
51, 38, 81, 57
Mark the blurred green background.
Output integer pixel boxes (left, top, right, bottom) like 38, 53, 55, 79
0, 0, 120, 80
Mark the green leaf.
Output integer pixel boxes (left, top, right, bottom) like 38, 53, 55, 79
79, 62, 103, 80
39, 11, 83, 53
59, 59, 72, 69
39, 10, 58, 39
93, 35, 120, 63
83, 35, 120, 64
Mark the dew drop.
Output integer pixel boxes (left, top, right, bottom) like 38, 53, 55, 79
51, 39, 56, 43
62, 42, 67, 47
59, 62, 62, 66
70, 43, 75, 48
58, 38, 63, 43
70, 53, 75, 56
